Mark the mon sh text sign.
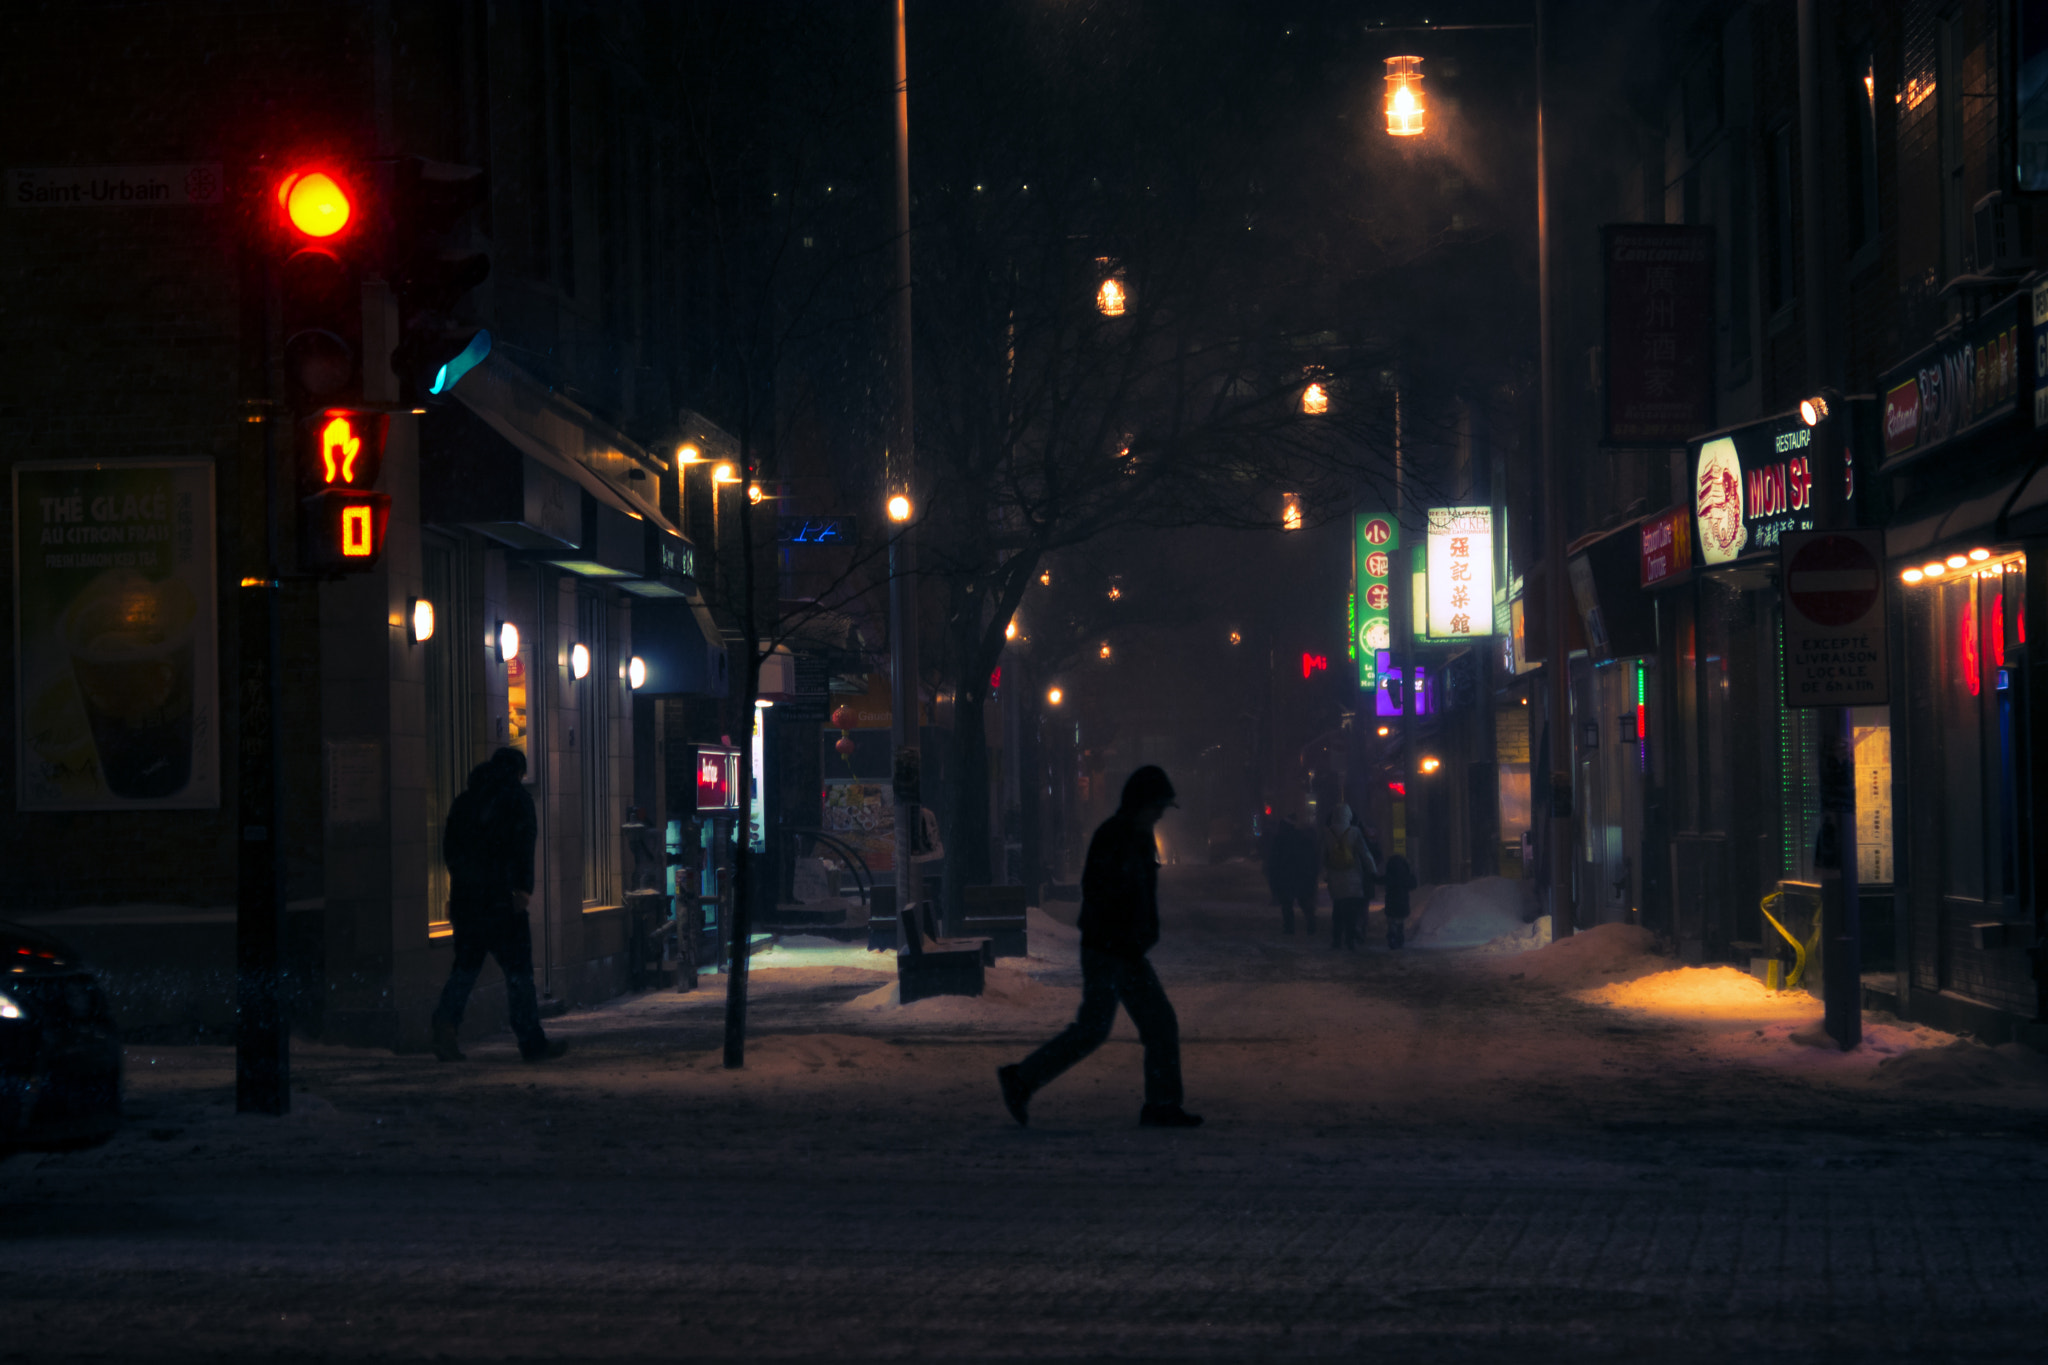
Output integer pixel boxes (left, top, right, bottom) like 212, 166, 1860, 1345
1779, 530, 1888, 708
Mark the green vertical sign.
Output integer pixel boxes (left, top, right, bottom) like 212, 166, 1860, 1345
1353, 512, 1397, 689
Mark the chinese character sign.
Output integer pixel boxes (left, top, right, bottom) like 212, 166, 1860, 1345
1426, 506, 1494, 638
1353, 513, 1398, 688
1603, 225, 1714, 443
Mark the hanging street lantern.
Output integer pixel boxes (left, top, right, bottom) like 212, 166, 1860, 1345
1302, 380, 1329, 415
1385, 56, 1425, 137
1095, 257, 1127, 316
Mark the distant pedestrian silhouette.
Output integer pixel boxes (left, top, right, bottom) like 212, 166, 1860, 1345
1321, 804, 1374, 950
998, 766, 1201, 1128
1262, 805, 1320, 936
430, 747, 565, 1062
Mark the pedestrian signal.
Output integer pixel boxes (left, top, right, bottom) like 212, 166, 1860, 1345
297, 409, 388, 492
302, 489, 391, 573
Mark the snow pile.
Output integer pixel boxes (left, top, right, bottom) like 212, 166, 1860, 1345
1484, 921, 1662, 989
1026, 905, 1080, 968
1578, 965, 1822, 1023
1471, 914, 1552, 956
1874, 1039, 2048, 1093
1405, 877, 1536, 949
747, 936, 895, 974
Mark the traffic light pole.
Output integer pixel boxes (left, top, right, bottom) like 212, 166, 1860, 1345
236, 247, 290, 1113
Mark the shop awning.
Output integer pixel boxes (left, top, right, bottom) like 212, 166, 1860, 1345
1885, 458, 2048, 560
1565, 520, 1657, 661
631, 597, 729, 697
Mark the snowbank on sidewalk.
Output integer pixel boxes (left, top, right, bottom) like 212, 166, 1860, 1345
1405, 877, 1537, 949
1875, 1038, 2048, 1092
1578, 964, 1822, 1023
1483, 921, 1663, 989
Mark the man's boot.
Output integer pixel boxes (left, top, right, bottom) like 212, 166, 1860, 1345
997, 1064, 1031, 1127
1139, 1103, 1203, 1128
431, 1018, 465, 1063
521, 1038, 569, 1062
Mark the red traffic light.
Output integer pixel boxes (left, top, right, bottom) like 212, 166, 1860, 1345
277, 168, 353, 238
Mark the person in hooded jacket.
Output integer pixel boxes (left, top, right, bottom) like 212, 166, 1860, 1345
1321, 804, 1375, 950
997, 766, 1202, 1128
430, 747, 566, 1062
1261, 805, 1320, 936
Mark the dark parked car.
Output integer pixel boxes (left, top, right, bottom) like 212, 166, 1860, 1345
0, 920, 121, 1155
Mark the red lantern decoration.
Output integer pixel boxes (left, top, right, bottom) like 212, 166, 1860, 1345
834, 735, 857, 758
830, 705, 856, 730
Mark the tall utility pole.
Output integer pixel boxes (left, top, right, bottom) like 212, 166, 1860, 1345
1798, 0, 1860, 1049
1395, 387, 1419, 867
1536, 0, 1572, 939
887, 0, 923, 945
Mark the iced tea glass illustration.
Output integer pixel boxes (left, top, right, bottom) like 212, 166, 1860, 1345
63, 569, 197, 798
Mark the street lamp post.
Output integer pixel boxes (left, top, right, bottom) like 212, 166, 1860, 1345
887, 0, 924, 947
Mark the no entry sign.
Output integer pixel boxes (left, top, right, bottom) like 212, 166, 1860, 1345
1780, 530, 1888, 707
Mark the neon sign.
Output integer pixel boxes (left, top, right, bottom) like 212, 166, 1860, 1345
321, 415, 362, 484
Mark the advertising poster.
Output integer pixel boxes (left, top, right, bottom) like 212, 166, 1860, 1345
14, 460, 219, 809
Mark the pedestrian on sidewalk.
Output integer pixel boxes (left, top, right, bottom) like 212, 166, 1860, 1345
998, 766, 1202, 1129
430, 747, 568, 1063
1262, 804, 1320, 936
1381, 851, 1418, 950
1321, 804, 1373, 950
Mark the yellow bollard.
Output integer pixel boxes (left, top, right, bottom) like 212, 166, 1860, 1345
1765, 959, 1784, 993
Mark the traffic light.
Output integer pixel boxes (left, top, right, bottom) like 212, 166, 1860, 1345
297, 408, 391, 572
385, 158, 491, 404
274, 163, 368, 405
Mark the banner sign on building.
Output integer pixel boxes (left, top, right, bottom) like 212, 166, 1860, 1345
1878, 291, 2026, 464
13, 460, 219, 809
1779, 530, 1889, 708
1425, 506, 1494, 638
1353, 513, 1397, 688
1691, 412, 1839, 566
1602, 224, 1715, 444
1639, 507, 1693, 587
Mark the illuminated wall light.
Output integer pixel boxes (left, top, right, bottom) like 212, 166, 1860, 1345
1096, 276, 1126, 316
1228, 630, 1242, 646
1969, 548, 1991, 561
1945, 554, 1968, 569
1099, 641, 1113, 660
628, 656, 647, 690
677, 443, 702, 464
1384, 56, 1426, 136
570, 642, 591, 679
747, 483, 764, 504
1419, 755, 1441, 773
408, 597, 435, 644
1005, 618, 1018, 641
1901, 568, 1924, 584
1924, 562, 1947, 577
496, 620, 520, 662
711, 462, 738, 484
1046, 687, 1064, 706
1039, 569, 1051, 586
1302, 382, 1329, 415
887, 494, 913, 522
1799, 394, 1830, 426
1281, 493, 1304, 531
755, 698, 775, 710
1377, 725, 1390, 736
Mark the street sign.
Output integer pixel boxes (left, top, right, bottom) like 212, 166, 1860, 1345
9, 164, 225, 208
1780, 530, 1888, 708
1353, 513, 1397, 689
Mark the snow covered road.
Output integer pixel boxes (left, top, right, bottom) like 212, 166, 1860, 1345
9, 861, 2048, 1361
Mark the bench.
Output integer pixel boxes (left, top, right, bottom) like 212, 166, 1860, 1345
962, 885, 1029, 959
895, 905, 988, 1003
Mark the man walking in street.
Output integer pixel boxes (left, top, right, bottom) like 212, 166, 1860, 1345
1262, 803, 1320, 936
998, 765, 1201, 1128
1321, 803, 1374, 950
431, 746, 567, 1063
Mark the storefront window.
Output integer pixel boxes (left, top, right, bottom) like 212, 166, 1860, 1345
423, 538, 476, 931
1852, 706, 1893, 884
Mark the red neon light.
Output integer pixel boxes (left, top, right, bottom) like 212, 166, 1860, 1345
1961, 594, 1980, 697
1993, 594, 2006, 669
1388, 781, 1407, 797
1300, 652, 1329, 678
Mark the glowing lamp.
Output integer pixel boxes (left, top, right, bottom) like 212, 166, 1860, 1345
1046, 687, 1064, 706
1419, 756, 1442, 774
1923, 562, 1947, 577
281, 169, 352, 238
570, 643, 591, 679
1800, 395, 1830, 426
1302, 382, 1329, 415
1377, 725, 1390, 736
1901, 568, 1924, 584
678, 443, 703, 464
408, 597, 435, 644
1097, 276, 1126, 316
1970, 548, 1991, 561
1099, 641, 1113, 660
887, 494, 913, 522
1039, 569, 1051, 586
628, 656, 647, 690
1384, 57, 1425, 137
496, 620, 520, 662
1005, 618, 1018, 641
711, 462, 738, 484
1946, 554, 1968, 570
1229, 631, 1242, 646
747, 483, 764, 504
1282, 493, 1303, 531
755, 698, 774, 709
